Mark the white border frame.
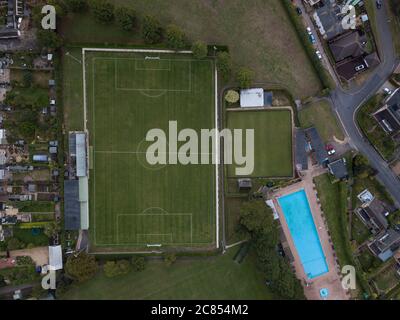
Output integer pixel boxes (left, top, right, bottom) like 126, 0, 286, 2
82, 47, 220, 249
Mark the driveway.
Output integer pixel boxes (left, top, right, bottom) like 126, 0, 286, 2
329, 3, 400, 206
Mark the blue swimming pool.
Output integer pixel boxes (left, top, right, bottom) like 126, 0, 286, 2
278, 189, 329, 279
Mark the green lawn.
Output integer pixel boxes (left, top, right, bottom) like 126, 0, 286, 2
62, 47, 85, 131
314, 174, 352, 268
226, 109, 293, 178
299, 99, 344, 143
12, 228, 49, 247
86, 51, 216, 250
60, 0, 322, 99
373, 264, 400, 294
61, 248, 277, 300
351, 214, 371, 245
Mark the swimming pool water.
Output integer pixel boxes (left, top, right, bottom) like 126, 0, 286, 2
278, 189, 329, 279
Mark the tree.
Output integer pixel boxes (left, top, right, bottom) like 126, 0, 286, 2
37, 30, 63, 49
239, 200, 276, 236
163, 253, 177, 266
224, 90, 239, 104
44, 221, 60, 238
216, 52, 232, 81
104, 260, 131, 277
65, 252, 98, 282
66, 0, 87, 12
7, 238, 24, 251
131, 256, 146, 272
115, 7, 136, 31
165, 24, 186, 49
236, 67, 254, 89
142, 15, 163, 44
90, 0, 114, 24
192, 41, 208, 59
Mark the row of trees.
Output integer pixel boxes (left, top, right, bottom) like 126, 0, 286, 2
239, 200, 305, 299
64, 252, 177, 283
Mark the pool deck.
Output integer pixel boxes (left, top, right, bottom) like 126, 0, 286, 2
272, 166, 349, 300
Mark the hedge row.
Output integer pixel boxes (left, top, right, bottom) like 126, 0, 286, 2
281, 0, 336, 91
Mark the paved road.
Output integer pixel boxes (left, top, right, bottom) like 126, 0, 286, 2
330, 3, 400, 206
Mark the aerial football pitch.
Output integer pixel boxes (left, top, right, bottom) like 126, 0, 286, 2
83, 49, 218, 251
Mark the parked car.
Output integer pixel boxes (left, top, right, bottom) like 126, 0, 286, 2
355, 64, 365, 72
376, 0, 382, 9
309, 34, 316, 44
315, 50, 322, 60
325, 144, 336, 156
306, 27, 312, 35
296, 7, 302, 15
383, 87, 393, 95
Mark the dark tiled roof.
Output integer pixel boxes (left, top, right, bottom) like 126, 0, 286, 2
336, 56, 366, 81
295, 129, 308, 171
329, 31, 367, 62
64, 180, 80, 230
328, 158, 348, 180
305, 127, 327, 166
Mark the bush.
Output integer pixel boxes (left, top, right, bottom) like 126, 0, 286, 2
142, 15, 163, 44
281, 0, 335, 91
37, 30, 63, 49
216, 51, 232, 81
7, 238, 25, 251
236, 67, 254, 89
115, 7, 136, 31
224, 90, 239, 104
131, 256, 146, 272
65, 252, 98, 282
104, 260, 131, 277
66, 0, 87, 12
163, 253, 177, 266
192, 41, 208, 59
165, 24, 186, 50
89, 0, 114, 24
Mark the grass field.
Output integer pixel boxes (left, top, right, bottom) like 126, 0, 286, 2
226, 109, 293, 178
60, 0, 322, 99
61, 248, 278, 300
299, 99, 344, 143
85, 50, 216, 250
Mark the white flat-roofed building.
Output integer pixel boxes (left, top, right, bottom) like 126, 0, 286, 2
240, 88, 264, 108
48, 245, 63, 271
75, 133, 87, 177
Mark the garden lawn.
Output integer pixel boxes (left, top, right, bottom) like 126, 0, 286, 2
61, 248, 278, 300
299, 99, 344, 143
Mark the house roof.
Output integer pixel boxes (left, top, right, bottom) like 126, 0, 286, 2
329, 31, 367, 62
328, 158, 348, 180
363, 198, 390, 231
295, 129, 308, 171
48, 245, 63, 271
240, 88, 264, 108
64, 180, 80, 230
369, 229, 400, 261
335, 56, 366, 81
305, 127, 328, 166
374, 107, 400, 134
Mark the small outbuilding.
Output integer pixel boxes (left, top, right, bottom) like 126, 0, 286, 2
238, 178, 252, 190
48, 245, 63, 271
328, 158, 348, 181
240, 88, 264, 108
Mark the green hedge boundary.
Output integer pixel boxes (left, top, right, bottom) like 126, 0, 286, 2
281, 0, 336, 91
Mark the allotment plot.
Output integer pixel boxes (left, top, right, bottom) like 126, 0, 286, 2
84, 50, 217, 250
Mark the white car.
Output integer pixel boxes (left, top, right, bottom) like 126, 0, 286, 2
306, 27, 312, 35
315, 50, 322, 60
383, 87, 393, 95
355, 65, 365, 72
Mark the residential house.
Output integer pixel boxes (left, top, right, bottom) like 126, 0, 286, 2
356, 198, 391, 234
368, 229, 400, 262
305, 127, 328, 166
328, 158, 348, 181
373, 88, 400, 135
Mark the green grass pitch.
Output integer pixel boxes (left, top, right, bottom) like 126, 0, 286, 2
226, 109, 293, 178
84, 50, 216, 250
